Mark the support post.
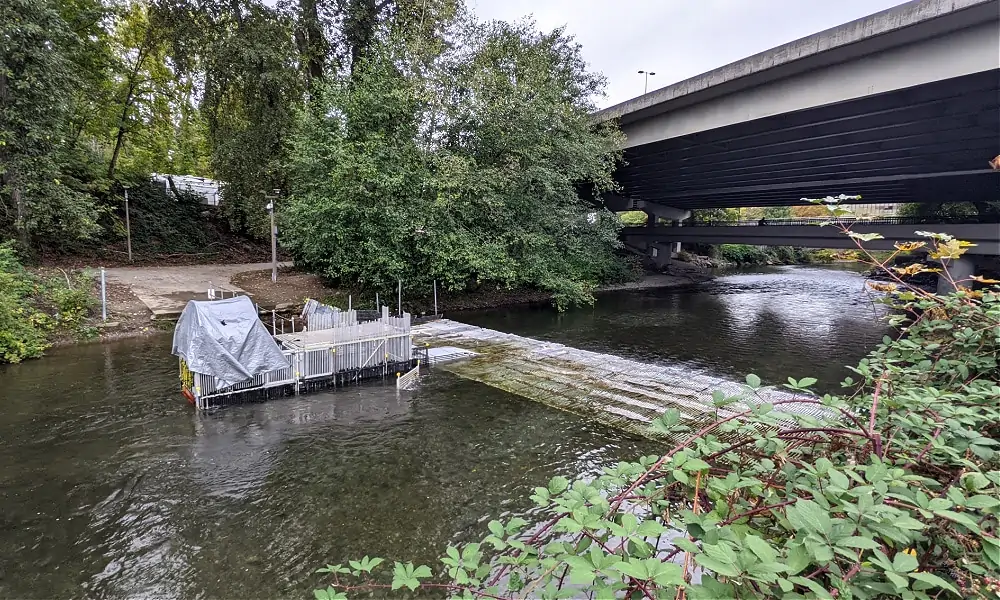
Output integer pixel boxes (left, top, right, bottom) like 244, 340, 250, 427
348, 294, 352, 312
397, 279, 402, 316
100, 267, 107, 321
269, 206, 277, 283
272, 310, 276, 334
376, 292, 379, 310
124, 189, 132, 262
433, 280, 438, 316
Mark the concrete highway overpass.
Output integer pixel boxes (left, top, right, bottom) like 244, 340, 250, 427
597, 0, 1000, 211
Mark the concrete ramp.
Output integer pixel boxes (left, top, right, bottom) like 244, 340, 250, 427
413, 319, 815, 440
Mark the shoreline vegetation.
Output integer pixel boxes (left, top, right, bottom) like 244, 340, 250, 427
0, 242, 895, 364
309, 225, 1000, 600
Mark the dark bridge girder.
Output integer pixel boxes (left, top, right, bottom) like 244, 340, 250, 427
614, 70, 1000, 209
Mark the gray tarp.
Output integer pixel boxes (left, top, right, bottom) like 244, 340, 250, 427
172, 296, 289, 388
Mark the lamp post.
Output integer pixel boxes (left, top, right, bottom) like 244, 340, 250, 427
264, 189, 280, 282
638, 70, 656, 94
123, 187, 132, 262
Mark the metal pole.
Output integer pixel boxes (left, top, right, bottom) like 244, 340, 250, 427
269, 204, 277, 283
100, 267, 107, 321
272, 310, 276, 334
124, 189, 132, 262
375, 292, 379, 310
348, 294, 352, 312
433, 280, 438, 316
397, 280, 401, 316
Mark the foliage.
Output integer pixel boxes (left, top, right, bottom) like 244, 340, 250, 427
715, 244, 814, 266
0, 0, 99, 248
791, 204, 831, 218
619, 211, 649, 226
314, 219, 1000, 598
282, 20, 627, 310
691, 208, 741, 223
0, 243, 98, 363
899, 201, 1000, 219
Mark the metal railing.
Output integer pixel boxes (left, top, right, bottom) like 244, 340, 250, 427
185, 305, 416, 409
396, 362, 420, 390
679, 215, 1000, 228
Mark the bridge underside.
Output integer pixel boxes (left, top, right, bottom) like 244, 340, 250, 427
616, 70, 1000, 210
623, 223, 1000, 255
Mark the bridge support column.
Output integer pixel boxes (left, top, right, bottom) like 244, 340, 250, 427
937, 256, 976, 294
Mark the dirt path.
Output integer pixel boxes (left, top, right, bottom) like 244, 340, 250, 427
104, 262, 292, 318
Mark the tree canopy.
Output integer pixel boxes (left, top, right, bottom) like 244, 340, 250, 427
1, 0, 628, 305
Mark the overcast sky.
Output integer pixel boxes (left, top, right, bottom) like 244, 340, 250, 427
468, 0, 909, 108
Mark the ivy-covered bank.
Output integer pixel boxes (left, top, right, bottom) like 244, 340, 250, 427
0, 244, 98, 363
679, 245, 842, 268
313, 228, 1000, 599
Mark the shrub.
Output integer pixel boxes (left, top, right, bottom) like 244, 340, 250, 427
0, 243, 49, 362
0, 243, 98, 363
313, 228, 1000, 599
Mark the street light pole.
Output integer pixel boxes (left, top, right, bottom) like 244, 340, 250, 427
264, 189, 279, 282
124, 188, 132, 262
638, 70, 656, 94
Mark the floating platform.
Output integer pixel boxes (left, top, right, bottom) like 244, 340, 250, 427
180, 305, 419, 410
413, 319, 813, 440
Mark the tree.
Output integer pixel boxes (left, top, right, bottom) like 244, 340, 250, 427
0, 0, 98, 249
282, 19, 627, 308
791, 204, 829, 218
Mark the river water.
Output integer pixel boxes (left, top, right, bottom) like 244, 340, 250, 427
0, 265, 886, 599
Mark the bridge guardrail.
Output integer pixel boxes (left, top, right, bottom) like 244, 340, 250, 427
681, 216, 1000, 227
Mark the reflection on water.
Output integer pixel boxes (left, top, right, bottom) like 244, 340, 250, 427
0, 338, 656, 599
0, 265, 886, 598
461, 265, 888, 390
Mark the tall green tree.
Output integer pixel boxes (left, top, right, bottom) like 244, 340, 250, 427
0, 0, 98, 248
282, 19, 627, 308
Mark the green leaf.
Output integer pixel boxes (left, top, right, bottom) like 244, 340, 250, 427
932, 509, 981, 531
886, 571, 908, 591
892, 551, 918, 573
743, 534, 777, 563
488, 520, 504, 537
548, 476, 569, 495
611, 559, 648, 580
636, 520, 667, 537
412, 565, 432, 578
836, 536, 880, 550
787, 499, 832, 535
745, 373, 761, 389
964, 495, 1000, 509
694, 555, 740, 578
910, 572, 959, 594
788, 576, 834, 599
672, 469, 689, 484
785, 545, 810, 575
682, 458, 711, 472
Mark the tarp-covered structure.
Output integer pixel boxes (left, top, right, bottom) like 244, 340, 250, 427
172, 296, 288, 388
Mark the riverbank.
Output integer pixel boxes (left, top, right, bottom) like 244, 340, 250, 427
2, 257, 715, 361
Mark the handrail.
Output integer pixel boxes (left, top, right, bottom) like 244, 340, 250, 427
669, 215, 1000, 228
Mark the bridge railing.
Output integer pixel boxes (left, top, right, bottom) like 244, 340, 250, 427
680, 215, 1000, 227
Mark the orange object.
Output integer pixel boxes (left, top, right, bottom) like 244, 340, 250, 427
182, 388, 195, 404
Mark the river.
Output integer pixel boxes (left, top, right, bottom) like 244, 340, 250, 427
0, 265, 886, 598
